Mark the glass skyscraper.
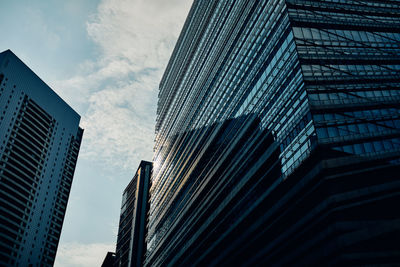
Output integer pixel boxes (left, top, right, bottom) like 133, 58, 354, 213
146, 0, 400, 266
0, 50, 83, 266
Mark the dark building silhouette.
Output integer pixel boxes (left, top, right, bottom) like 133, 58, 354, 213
0, 50, 83, 266
115, 161, 152, 267
101, 252, 116, 267
146, 0, 400, 266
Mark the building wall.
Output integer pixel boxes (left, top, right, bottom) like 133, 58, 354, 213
116, 174, 138, 266
146, 0, 400, 266
115, 161, 152, 267
287, 0, 400, 158
0, 50, 83, 266
148, 0, 307, 264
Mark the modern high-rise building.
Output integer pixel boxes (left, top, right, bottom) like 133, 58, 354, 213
115, 160, 152, 267
146, 0, 400, 266
0, 50, 83, 266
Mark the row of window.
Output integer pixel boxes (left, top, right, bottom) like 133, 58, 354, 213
293, 27, 400, 46
309, 90, 400, 102
302, 64, 400, 78
290, 6, 400, 28
316, 119, 400, 138
333, 138, 400, 155
314, 109, 400, 122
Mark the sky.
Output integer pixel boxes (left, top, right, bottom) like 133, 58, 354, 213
0, 0, 192, 266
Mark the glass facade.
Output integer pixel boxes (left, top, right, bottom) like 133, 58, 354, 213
288, 0, 400, 159
146, 1, 400, 266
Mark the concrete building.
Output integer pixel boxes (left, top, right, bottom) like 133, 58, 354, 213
0, 50, 83, 266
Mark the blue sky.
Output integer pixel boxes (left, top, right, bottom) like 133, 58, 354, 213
0, 0, 192, 265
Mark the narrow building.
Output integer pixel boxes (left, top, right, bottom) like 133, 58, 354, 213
115, 161, 152, 267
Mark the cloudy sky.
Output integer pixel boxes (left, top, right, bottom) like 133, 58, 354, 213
0, 0, 192, 266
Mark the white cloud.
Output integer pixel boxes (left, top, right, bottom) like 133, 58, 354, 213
55, 242, 115, 267
81, 78, 157, 169
54, 0, 192, 170
86, 0, 188, 71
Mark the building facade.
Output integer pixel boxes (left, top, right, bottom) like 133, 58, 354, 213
0, 50, 83, 266
115, 161, 152, 267
146, 0, 400, 266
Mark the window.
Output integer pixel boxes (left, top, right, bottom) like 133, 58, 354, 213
327, 127, 339, 137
